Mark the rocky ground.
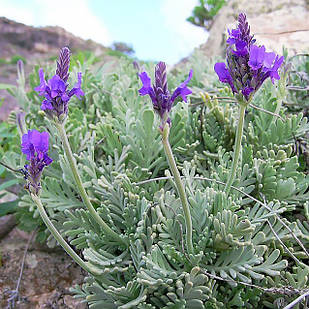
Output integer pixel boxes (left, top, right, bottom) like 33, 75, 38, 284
0, 16, 109, 121
0, 221, 87, 309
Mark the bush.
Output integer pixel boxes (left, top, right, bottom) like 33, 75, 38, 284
1, 45, 308, 308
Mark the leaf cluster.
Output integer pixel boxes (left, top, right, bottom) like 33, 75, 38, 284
0, 51, 308, 308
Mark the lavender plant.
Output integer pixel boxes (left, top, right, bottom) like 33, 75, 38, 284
1, 13, 308, 308
20, 129, 92, 273
214, 13, 284, 194
34, 47, 126, 245
138, 62, 194, 254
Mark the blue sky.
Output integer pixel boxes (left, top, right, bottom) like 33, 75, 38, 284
0, 0, 208, 64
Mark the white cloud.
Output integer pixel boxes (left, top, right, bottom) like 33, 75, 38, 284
0, 0, 112, 46
0, 2, 36, 25
161, 0, 208, 62
33, 0, 112, 45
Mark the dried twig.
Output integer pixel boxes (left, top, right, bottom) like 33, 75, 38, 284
249, 103, 284, 121
260, 193, 309, 259
283, 289, 309, 309
189, 97, 284, 120
0, 161, 24, 175
255, 29, 309, 35
287, 86, 309, 91
266, 220, 302, 266
135, 175, 309, 259
6, 229, 37, 309
200, 269, 302, 297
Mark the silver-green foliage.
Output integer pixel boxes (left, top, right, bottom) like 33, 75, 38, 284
2, 51, 309, 308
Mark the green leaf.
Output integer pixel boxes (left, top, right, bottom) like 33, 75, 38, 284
0, 179, 19, 191
0, 83, 16, 90
0, 199, 19, 216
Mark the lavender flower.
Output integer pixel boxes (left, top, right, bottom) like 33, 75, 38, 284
214, 13, 284, 102
138, 62, 193, 129
21, 129, 53, 194
35, 47, 84, 122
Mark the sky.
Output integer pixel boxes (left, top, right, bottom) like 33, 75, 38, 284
0, 0, 208, 64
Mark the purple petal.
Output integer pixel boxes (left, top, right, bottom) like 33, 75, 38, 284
21, 130, 49, 160
214, 62, 231, 83
21, 131, 35, 160
138, 71, 156, 102
269, 56, 284, 83
242, 86, 254, 100
69, 72, 84, 99
61, 93, 70, 102
248, 45, 266, 70
34, 68, 47, 95
170, 69, 193, 103
43, 153, 53, 166
48, 75, 66, 94
232, 40, 248, 56
227, 29, 241, 45
262, 51, 276, 69
214, 62, 237, 93
41, 100, 54, 110
51, 90, 58, 98
138, 72, 152, 94
34, 131, 50, 154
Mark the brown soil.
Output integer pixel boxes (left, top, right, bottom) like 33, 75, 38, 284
0, 228, 87, 309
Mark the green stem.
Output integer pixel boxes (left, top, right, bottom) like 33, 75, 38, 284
224, 104, 246, 195
161, 124, 194, 255
269, 76, 286, 128
55, 121, 127, 246
31, 194, 91, 273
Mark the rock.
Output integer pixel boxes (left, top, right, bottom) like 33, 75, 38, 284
200, 0, 309, 57
0, 17, 107, 59
0, 228, 87, 309
0, 215, 16, 240
0, 16, 109, 121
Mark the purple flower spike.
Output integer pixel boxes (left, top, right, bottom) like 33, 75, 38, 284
138, 61, 193, 129
56, 46, 70, 83
21, 130, 53, 195
35, 47, 84, 122
214, 13, 284, 102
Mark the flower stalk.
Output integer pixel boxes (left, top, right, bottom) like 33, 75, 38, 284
224, 102, 247, 195
161, 123, 194, 255
34, 47, 127, 245
31, 193, 92, 273
138, 61, 194, 255
55, 121, 127, 246
214, 13, 284, 195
